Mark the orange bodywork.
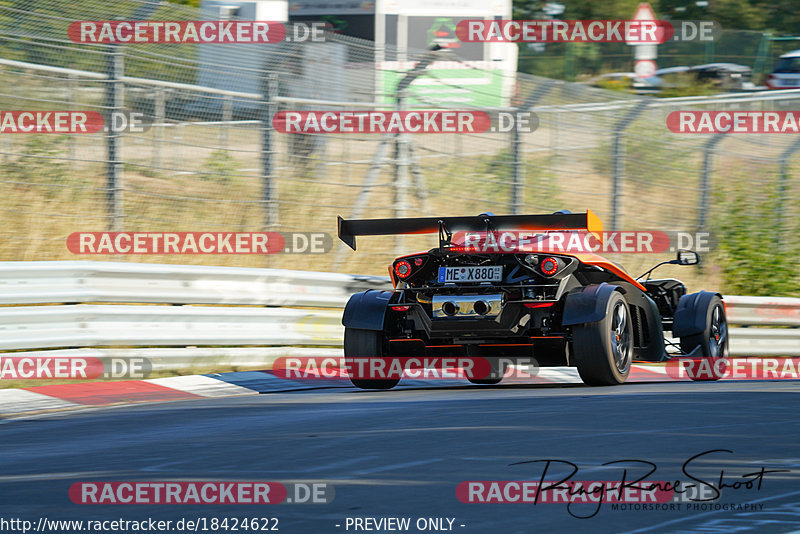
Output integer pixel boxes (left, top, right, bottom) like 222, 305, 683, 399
568, 252, 647, 291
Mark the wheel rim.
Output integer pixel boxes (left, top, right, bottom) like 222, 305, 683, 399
610, 302, 631, 373
708, 304, 728, 358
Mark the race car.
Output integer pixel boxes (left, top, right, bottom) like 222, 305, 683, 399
338, 210, 728, 389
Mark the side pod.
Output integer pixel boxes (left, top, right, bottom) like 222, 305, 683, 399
341, 290, 394, 331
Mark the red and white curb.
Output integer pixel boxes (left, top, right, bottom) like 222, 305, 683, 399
0, 375, 257, 418
0, 364, 675, 418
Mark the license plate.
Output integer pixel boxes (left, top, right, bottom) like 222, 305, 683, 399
438, 266, 503, 283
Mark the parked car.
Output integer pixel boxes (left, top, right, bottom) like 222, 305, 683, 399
589, 63, 754, 94
766, 50, 800, 89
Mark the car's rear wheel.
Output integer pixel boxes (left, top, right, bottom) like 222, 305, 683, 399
573, 292, 632, 386
679, 296, 728, 381
467, 357, 507, 385
343, 327, 400, 390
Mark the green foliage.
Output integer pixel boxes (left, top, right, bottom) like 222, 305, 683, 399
591, 122, 695, 179
657, 73, 718, 98
591, 76, 634, 93
513, 0, 798, 82
514, 0, 800, 34
0, 0, 199, 82
712, 179, 800, 296
198, 149, 240, 185
168, 0, 200, 7
481, 148, 514, 177
562, 0, 642, 20
1, 136, 70, 197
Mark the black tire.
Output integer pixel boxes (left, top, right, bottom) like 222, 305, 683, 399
573, 291, 633, 386
467, 357, 507, 385
680, 296, 728, 381
343, 327, 400, 390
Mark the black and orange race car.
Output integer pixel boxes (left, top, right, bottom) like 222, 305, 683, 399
338, 210, 728, 389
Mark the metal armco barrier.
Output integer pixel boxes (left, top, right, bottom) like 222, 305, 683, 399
724, 296, 800, 356
0, 261, 390, 307
724, 295, 800, 327
0, 262, 797, 367
0, 305, 344, 350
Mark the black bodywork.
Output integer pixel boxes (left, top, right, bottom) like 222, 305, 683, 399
339, 212, 718, 368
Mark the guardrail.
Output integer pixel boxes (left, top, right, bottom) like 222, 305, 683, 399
0, 262, 797, 370
724, 296, 800, 356
0, 260, 389, 307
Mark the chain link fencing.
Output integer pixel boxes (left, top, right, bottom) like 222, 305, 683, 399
0, 0, 798, 295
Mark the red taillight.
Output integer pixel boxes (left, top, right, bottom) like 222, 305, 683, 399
391, 305, 411, 311
394, 260, 412, 279
524, 302, 555, 308
540, 257, 558, 275
414, 257, 424, 266
766, 74, 778, 89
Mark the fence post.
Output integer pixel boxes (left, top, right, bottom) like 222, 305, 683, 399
752, 33, 772, 78
105, 44, 124, 231
697, 133, 725, 232
564, 43, 575, 81
390, 46, 442, 253
394, 88, 411, 253
66, 74, 76, 169
776, 136, 800, 249
704, 38, 715, 64
261, 73, 277, 229
510, 79, 555, 214
510, 120, 523, 215
221, 94, 232, 149
610, 100, 649, 231
153, 87, 165, 171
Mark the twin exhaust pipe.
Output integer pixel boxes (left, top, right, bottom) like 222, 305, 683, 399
433, 294, 502, 318
440, 300, 490, 316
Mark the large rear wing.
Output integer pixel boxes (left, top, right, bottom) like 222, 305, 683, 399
337, 210, 603, 251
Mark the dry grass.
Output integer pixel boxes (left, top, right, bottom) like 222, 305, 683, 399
2, 102, 787, 297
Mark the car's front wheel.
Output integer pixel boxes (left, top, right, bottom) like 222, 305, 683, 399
343, 327, 400, 390
679, 295, 728, 381
679, 296, 728, 358
573, 291, 633, 386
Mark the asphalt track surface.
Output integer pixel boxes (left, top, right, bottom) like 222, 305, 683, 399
1, 380, 800, 533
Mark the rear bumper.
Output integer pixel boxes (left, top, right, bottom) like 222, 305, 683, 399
406, 301, 538, 338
